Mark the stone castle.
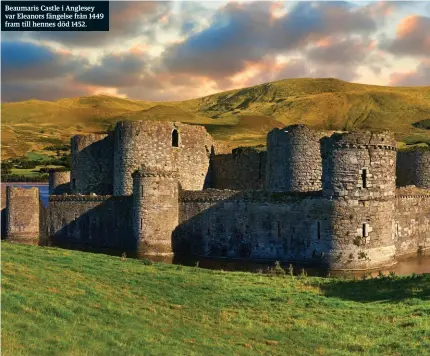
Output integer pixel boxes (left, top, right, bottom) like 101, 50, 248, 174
2, 121, 430, 270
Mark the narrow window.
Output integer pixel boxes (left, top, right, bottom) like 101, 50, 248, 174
362, 223, 368, 237
72, 178, 76, 189
140, 218, 143, 231
141, 185, 143, 197
317, 221, 321, 240
172, 129, 179, 147
118, 131, 122, 142
361, 169, 367, 188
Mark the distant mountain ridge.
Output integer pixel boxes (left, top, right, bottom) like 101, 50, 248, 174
2, 78, 430, 159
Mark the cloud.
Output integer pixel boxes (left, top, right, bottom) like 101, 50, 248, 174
389, 60, 430, 86
383, 15, 430, 56
305, 37, 375, 65
30, 2, 171, 48
1, 41, 88, 82
160, 1, 378, 82
75, 51, 148, 87
1, 78, 93, 102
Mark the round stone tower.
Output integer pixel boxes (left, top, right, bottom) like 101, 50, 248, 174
48, 170, 70, 195
132, 165, 179, 257
414, 148, 430, 189
266, 124, 323, 192
114, 121, 175, 196
114, 120, 213, 196
322, 131, 397, 270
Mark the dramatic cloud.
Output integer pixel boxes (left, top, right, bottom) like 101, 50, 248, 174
390, 60, 430, 86
1, 1, 429, 103
161, 1, 378, 82
75, 51, 148, 87
305, 37, 375, 65
1, 78, 92, 102
30, 2, 172, 47
384, 15, 430, 56
1, 41, 88, 82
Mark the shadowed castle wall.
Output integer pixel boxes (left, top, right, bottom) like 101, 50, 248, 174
1, 185, 7, 239
394, 188, 430, 256
210, 148, 266, 190
6, 187, 40, 244
414, 149, 430, 189
71, 133, 114, 195
173, 190, 332, 265
114, 121, 212, 196
266, 125, 323, 192
396, 148, 430, 188
46, 195, 134, 250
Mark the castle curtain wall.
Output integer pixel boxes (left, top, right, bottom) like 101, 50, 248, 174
46, 195, 134, 251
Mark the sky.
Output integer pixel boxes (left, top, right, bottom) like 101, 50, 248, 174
1, 0, 430, 103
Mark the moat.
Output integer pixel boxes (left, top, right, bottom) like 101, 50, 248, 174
2, 175, 430, 278
2, 122, 430, 272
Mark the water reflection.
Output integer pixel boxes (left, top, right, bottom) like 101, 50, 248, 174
52, 242, 430, 278
4, 183, 429, 278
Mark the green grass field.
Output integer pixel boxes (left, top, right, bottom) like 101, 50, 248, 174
2, 78, 429, 159
2, 242, 429, 355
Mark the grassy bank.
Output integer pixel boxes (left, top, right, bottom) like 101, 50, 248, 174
2, 242, 430, 355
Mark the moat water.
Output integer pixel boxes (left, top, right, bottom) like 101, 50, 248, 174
3, 183, 429, 278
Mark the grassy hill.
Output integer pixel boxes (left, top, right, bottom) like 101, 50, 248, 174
2, 242, 430, 355
2, 78, 430, 159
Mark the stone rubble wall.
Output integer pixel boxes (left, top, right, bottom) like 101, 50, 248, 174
46, 195, 134, 250
48, 171, 71, 195
210, 147, 266, 190
396, 148, 430, 189
71, 133, 114, 195
6, 187, 40, 244
114, 121, 212, 196
322, 131, 397, 199
132, 167, 179, 256
395, 187, 430, 256
266, 125, 323, 192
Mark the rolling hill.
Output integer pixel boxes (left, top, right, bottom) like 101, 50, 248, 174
2, 78, 430, 159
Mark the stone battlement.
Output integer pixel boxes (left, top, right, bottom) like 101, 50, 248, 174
4, 120, 430, 271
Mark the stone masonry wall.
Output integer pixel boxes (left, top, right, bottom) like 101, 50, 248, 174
49, 171, 71, 195
174, 190, 402, 269
415, 149, 430, 189
396, 151, 415, 187
1, 185, 7, 239
114, 121, 213, 196
71, 133, 114, 195
394, 188, 430, 256
266, 125, 323, 192
322, 131, 397, 199
396, 149, 430, 188
132, 166, 179, 256
210, 148, 266, 190
46, 195, 134, 251
6, 187, 40, 244
174, 190, 335, 266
